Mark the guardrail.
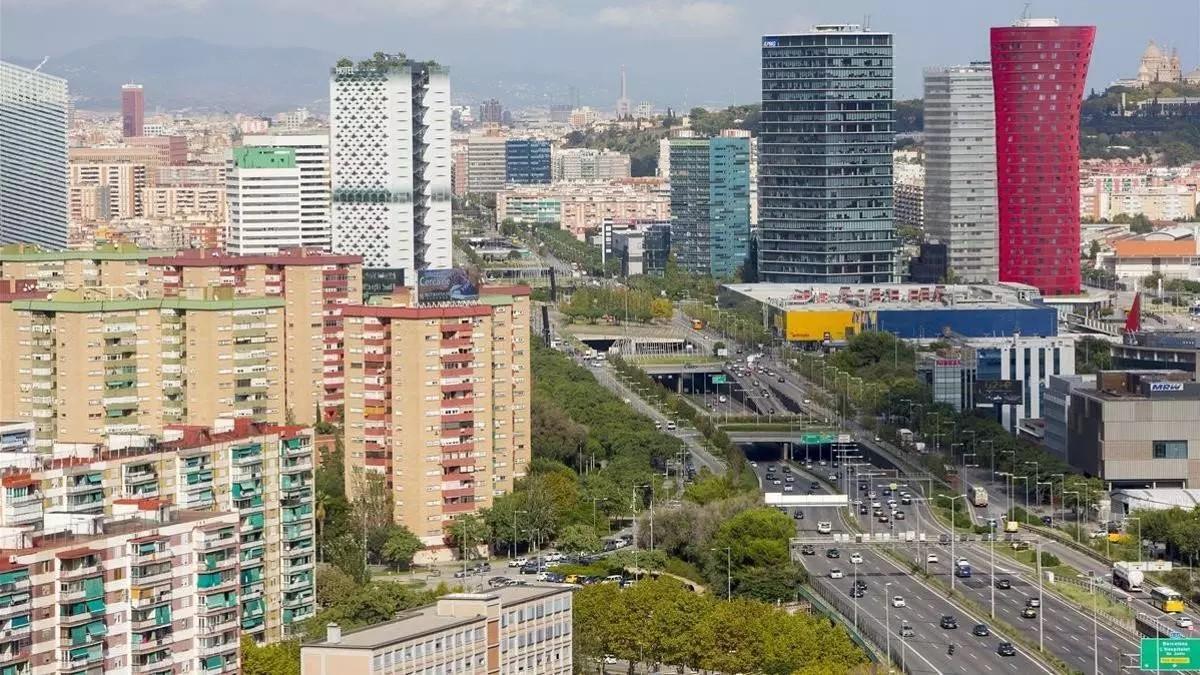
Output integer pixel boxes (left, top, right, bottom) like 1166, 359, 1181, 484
1052, 575, 1136, 634
806, 578, 904, 672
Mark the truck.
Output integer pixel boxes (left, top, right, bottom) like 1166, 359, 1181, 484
970, 485, 989, 508
1113, 561, 1145, 592
913, 441, 927, 454
898, 428, 914, 445
690, 319, 705, 330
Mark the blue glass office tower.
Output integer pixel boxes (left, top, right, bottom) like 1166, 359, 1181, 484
669, 136, 751, 278
504, 139, 551, 184
759, 24, 896, 283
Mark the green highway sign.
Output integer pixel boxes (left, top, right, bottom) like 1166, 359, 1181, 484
1141, 638, 1200, 670
710, 374, 727, 384
800, 433, 835, 445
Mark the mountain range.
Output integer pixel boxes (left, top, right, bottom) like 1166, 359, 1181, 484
8, 37, 339, 115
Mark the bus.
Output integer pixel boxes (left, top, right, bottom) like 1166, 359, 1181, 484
970, 486, 989, 508
1150, 586, 1186, 614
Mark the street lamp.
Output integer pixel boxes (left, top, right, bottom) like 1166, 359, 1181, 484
1024, 461, 1041, 506
633, 484, 653, 551
711, 546, 732, 600
512, 509, 528, 559
1062, 490, 1081, 542
592, 498, 608, 533
1049, 473, 1066, 524
940, 493, 969, 592
989, 519, 997, 619
1013, 475, 1030, 519
1126, 516, 1143, 563
885, 581, 894, 669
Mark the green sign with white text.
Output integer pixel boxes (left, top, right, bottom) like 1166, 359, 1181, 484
711, 375, 727, 384
1141, 638, 1200, 670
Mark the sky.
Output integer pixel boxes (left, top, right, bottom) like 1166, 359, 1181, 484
4, 0, 1200, 107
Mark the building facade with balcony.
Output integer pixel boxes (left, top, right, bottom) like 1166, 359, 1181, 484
342, 287, 531, 558
301, 584, 573, 675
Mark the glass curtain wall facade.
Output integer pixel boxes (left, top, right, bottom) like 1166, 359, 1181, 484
758, 25, 896, 283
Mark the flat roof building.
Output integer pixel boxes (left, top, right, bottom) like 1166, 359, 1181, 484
1067, 370, 1200, 489
301, 584, 573, 675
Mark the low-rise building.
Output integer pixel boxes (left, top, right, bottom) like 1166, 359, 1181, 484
1067, 370, 1200, 489
551, 148, 631, 181
342, 286, 531, 557
1099, 226, 1200, 286
300, 584, 573, 675
0, 243, 164, 292
496, 182, 670, 240
1112, 331, 1200, 380
1043, 373, 1096, 465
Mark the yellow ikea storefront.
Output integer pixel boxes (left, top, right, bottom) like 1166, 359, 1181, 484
779, 309, 865, 342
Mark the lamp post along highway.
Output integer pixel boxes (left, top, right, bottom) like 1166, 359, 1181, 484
1063, 490, 1080, 542
885, 581, 893, 671
941, 494, 969, 592
1036, 540, 1044, 652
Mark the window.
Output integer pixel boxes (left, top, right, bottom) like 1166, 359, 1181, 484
1153, 440, 1188, 460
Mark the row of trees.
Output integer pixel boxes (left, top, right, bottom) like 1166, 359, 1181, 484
574, 578, 867, 674
559, 286, 672, 324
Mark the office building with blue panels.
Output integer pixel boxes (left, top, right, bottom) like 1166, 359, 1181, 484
758, 25, 897, 283
669, 137, 751, 277
505, 139, 551, 184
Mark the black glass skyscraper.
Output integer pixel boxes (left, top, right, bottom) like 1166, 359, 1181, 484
758, 24, 896, 283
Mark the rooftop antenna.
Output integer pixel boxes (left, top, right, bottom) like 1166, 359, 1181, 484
863, 14, 871, 30
1021, 2, 1032, 22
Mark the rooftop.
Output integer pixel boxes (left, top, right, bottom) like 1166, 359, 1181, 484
721, 282, 1045, 312
0, 243, 172, 261
306, 584, 571, 650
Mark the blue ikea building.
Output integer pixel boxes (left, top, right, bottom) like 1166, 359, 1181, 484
867, 306, 1058, 340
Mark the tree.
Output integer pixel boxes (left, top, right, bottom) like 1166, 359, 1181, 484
446, 513, 489, 559
555, 523, 601, 553
380, 526, 423, 571
315, 563, 360, 609
241, 636, 300, 675
325, 531, 368, 584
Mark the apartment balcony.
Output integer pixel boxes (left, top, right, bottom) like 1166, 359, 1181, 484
283, 576, 312, 593
440, 440, 474, 453
441, 367, 474, 378
58, 560, 100, 582
131, 651, 174, 674
197, 615, 238, 636
130, 635, 172, 656
2, 502, 42, 527
196, 639, 238, 660
442, 501, 476, 515
129, 588, 171, 610
440, 411, 474, 424
441, 456, 476, 469
58, 644, 103, 670
130, 569, 173, 589
442, 396, 474, 408
130, 612, 171, 633
282, 592, 314, 609
280, 458, 313, 474
441, 485, 476, 499
0, 637, 31, 666
441, 337, 473, 349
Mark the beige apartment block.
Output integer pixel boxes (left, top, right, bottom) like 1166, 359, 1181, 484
301, 584, 573, 675
148, 248, 363, 424
140, 185, 226, 219
0, 243, 166, 292
342, 287, 530, 557
68, 146, 161, 221
0, 501, 242, 675
0, 286, 284, 448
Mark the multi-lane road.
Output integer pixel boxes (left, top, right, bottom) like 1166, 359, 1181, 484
755, 461, 1053, 674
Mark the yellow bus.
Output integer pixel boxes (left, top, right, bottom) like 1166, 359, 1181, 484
1150, 586, 1186, 613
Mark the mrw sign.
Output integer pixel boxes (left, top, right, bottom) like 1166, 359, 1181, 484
1141, 638, 1200, 670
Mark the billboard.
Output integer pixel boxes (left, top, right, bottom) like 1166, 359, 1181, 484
362, 268, 405, 299
974, 380, 1024, 405
417, 269, 478, 303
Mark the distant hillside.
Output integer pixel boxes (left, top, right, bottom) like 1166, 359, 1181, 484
10, 37, 337, 114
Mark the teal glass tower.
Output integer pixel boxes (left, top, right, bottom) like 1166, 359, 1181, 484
669, 136, 751, 278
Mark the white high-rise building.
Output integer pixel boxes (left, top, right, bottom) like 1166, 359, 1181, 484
1, 60, 69, 248
330, 54, 451, 281
923, 63, 998, 283
226, 146, 302, 255
243, 133, 331, 251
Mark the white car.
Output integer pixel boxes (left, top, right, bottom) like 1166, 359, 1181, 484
718, 395, 728, 403
603, 655, 618, 665
817, 522, 832, 534
545, 552, 564, 562
508, 557, 528, 568
849, 553, 864, 564
892, 595, 906, 608
829, 569, 844, 579
783, 485, 795, 492
1177, 616, 1194, 630
927, 553, 939, 564
772, 479, 782, 486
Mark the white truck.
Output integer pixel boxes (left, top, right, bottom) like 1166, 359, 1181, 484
1113, 561, 1145, 592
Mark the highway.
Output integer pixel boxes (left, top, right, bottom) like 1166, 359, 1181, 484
754, 461, 1053, 675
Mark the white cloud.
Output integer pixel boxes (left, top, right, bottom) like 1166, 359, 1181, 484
593, 1, 741, 36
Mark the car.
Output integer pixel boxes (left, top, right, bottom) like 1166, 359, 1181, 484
778, 376, 786, 383
782, 465, 791, 473
1178, 616, 1195, 630
873, 508, 884, 517
894, 511, 906, 520
849, 553, 864, 564
800, 544, 816, 556
868, 491, 878, 500
877, 514, 890, 523
871, 501, 882, 509
997, 642, 1016, 657
767, 464, 777, 472
488, 576, 512, 588
901, 496, 912, 505
849, 586, 864, 598
508, 557, 528, 568
772, 479, 782, 486
718, 395, 728, 403
545, 572, 565, 583
829, 569, 844, 579
603, 654, 619, 664
886, 499, 897, 508
817, 522, 832, 535
972, 624, 990, 637
938, 534, 951, 545
819, 460, 827, 466
891, 595, 906, 608
1021, 607, 1038, 619
926, 553, 939, 564
536, 571, 552, 581
665, 422, 676, 431
828, 474, 837, 482
783, 485, 795, 492
1026, 598, 1040, 608
803, 398, 812, 404
940, 615, 958, 629
793, 510, 805, 520
900, 623, 915, 638
749, 461, 758, 467
810, 482, 820, 490
995, 578, 1012, 590
826, 548, 840, 559
986, 517, 998, 529
859, 505, 869, 515
859, 483, 868, 492
1041, 515, 1054, 526
855, 579, 867, 591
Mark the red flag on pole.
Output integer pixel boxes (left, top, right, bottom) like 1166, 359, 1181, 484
1124, 292, 1141, 333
